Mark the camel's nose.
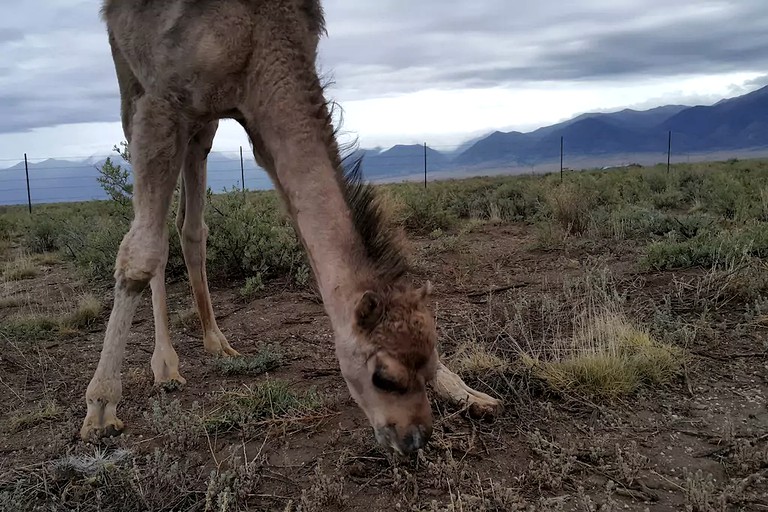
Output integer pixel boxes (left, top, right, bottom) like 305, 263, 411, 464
402, 424, 432, 453
375, 424, 433, 454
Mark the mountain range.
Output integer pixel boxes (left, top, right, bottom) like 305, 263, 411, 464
2, 84, 768, 206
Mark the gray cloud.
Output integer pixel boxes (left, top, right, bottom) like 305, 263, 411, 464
0, 1, 116, 133
744, 74, 768, 89
1, 0, 767, 134
319, 0, 768, 97
0, 29, 24, 44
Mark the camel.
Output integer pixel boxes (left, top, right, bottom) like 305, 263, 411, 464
81, 0, 501, 455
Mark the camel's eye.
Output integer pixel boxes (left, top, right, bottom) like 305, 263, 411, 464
372, 367, 407, 394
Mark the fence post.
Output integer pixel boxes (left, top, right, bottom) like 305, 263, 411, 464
24, 153, 32, 214
667, 131, 672, 175
240, 145, 245, 198
560, 136, 564, 183
423, 142, 427, 189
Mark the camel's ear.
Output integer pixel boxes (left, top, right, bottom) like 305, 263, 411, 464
355, 290, 384, 331
419, 280, 434, 299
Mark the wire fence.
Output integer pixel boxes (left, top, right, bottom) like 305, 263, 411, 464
2, 135, 768, 210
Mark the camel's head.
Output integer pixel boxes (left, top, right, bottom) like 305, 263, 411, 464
335, 280, 438, 455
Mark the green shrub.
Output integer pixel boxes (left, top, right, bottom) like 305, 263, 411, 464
548, 182, 594, 235
21, 216, 61, 253
490, 180, 545, 221
239, 274, 265, 300
57, 214, 129, 283
676, 169, 706, 204
205, 190, 309, 285
0, 216, 15, 241
213, 345, 283, 376
642, 169, 670, 194
399, 190, 456, 233
590, 206, 676, 240
651, 186, 685, 210
700, 172, 746, 219
643, 222, 768, 270
444, 182, 498, 219
204, 380, 323, 434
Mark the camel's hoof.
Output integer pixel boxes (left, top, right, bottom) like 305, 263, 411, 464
204, 329, 240, 357
80, 415, 124, 441
80, 398, 125, 441
220, 345, 241, 357
467, 394, 503, 419
154, 375, 187, 392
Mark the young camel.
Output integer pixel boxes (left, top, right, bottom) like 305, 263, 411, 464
81, 0, 501, 455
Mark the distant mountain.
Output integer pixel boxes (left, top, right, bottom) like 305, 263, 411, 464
661, 86, 768, 151
3, 85, 768, 205
446, 131, 497, 157
0, 158, 106, 205
451, 85, 768, 167
0, 152, 273, 206
345, 144, 448, 179
452, 108, 689, 167
529, 105, 688, 139
527, 117, 668, 160
453, 131, 530, 166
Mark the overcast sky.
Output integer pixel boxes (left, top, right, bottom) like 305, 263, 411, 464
1, 0, 767, 165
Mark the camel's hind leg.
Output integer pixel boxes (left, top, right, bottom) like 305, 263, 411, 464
175, 121, 239, 357
149, 234, 186, 386
80, 95, 188, 440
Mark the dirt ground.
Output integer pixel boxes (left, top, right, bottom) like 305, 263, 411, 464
1, 221, 767, 511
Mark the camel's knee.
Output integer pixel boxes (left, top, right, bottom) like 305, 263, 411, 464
115, 224, 168, 288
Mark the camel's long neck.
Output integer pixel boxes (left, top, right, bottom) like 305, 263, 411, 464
276, 146, 375, 327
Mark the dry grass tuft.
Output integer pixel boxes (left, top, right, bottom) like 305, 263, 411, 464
2, 257, 38, 281
7, 399, 63, 433
32, 253, 61, 266
0, 295, 25, 309
547, 182, 592, 235
519, 306, 685, 399
0, 294, 103, 340
451, 341, 510, 378
60, 294, 102, 331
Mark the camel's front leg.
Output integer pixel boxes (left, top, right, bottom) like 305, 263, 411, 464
432, 361, 503, 418
81, 95, 186, 440
80, 284, 143, 439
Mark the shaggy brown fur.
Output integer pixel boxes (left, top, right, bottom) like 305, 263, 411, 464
340, 158, 411, 282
